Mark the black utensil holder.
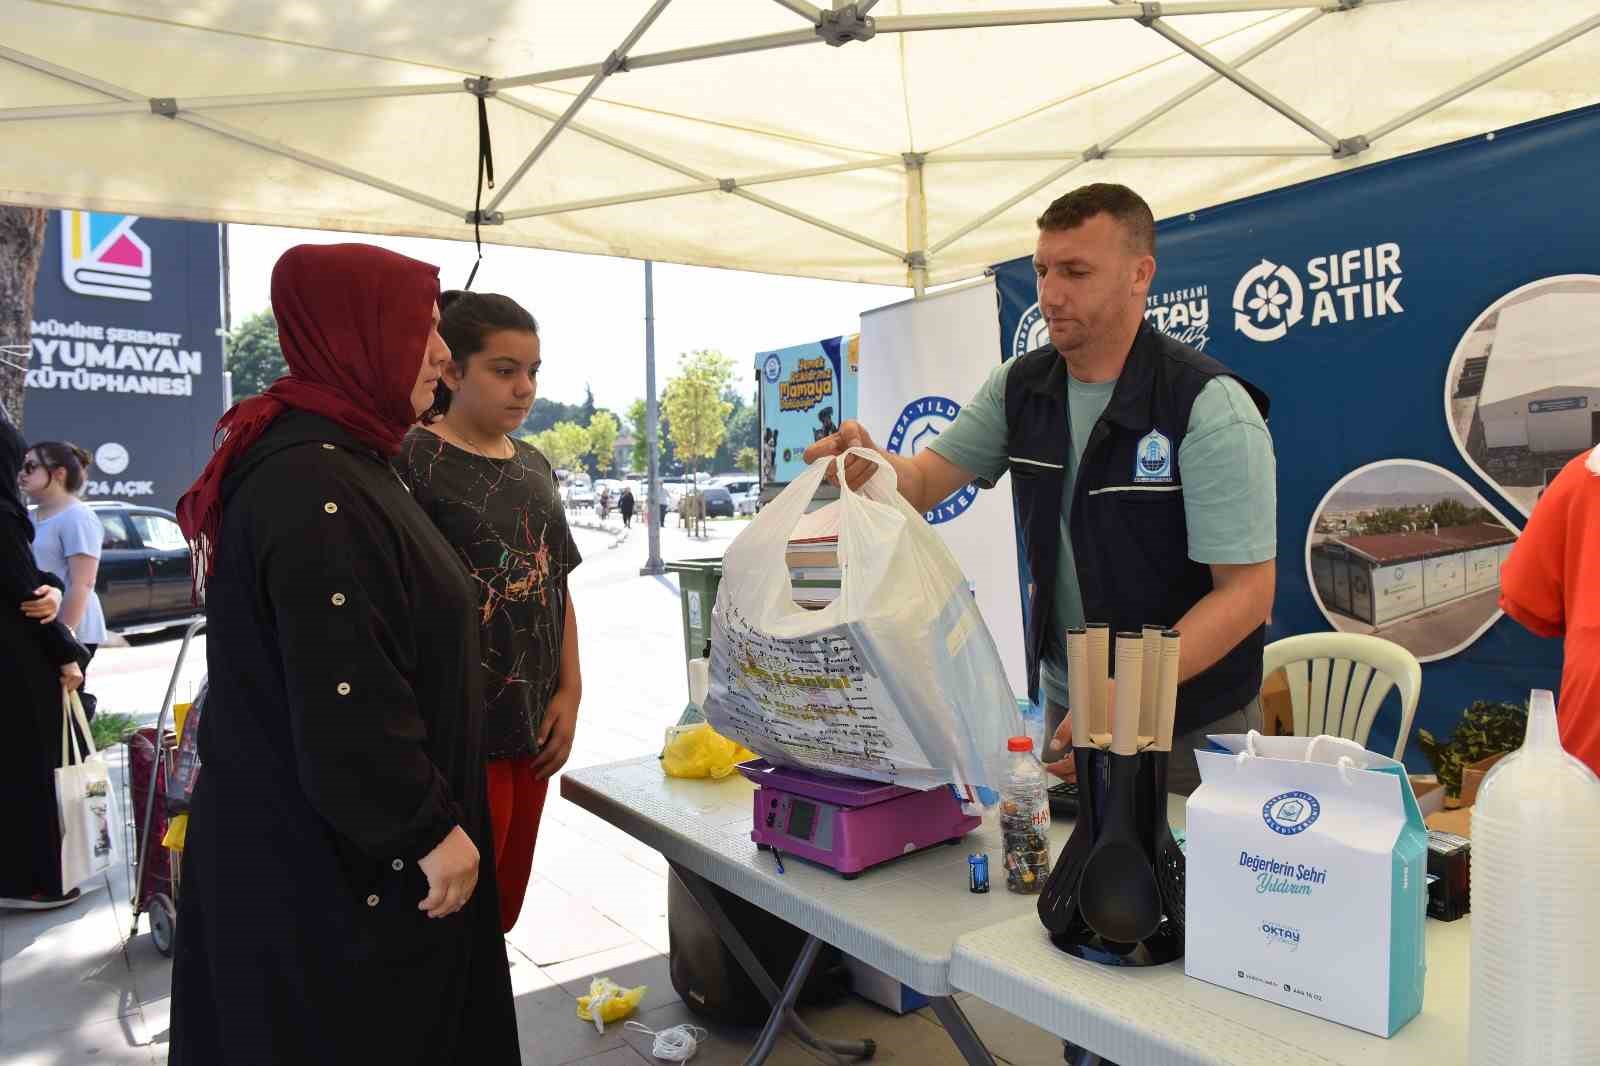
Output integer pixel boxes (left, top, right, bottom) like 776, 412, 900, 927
1036, 747, 1184, 967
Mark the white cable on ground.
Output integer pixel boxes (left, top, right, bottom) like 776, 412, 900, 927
625, 1021, 708, 1062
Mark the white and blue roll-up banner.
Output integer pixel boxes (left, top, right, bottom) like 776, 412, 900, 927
858, 280, 1028, 697
992, 106, 1600, 765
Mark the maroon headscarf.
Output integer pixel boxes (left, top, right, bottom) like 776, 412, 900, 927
178, 243, 440, 586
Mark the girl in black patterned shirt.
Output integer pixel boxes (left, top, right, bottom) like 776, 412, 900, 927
396, 291, 582, 934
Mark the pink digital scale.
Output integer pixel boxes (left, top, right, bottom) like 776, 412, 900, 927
739, 760, 981, 879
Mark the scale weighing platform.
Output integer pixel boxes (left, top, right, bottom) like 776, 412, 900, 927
738, 759, 981, 878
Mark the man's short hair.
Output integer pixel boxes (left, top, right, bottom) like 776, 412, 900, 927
1036, 183, 1156, 256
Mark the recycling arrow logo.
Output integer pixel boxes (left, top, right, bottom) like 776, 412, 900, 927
1232, 258, 1305, 343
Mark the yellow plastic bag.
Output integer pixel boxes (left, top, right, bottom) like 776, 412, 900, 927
161, 700, 194, 852
660, 722, 757, 780
576, 976, 646, 1032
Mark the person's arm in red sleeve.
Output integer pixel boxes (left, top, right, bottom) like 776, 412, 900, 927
1500, 475, 1571, 639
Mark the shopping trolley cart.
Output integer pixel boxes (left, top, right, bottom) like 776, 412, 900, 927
122, 618, 204, 957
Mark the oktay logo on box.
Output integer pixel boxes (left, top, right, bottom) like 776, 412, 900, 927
61, 211, 152, 302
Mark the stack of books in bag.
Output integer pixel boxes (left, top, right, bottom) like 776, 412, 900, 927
786, 533, 840, 609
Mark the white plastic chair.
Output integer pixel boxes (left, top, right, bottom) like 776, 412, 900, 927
1262, 633, 1422, 761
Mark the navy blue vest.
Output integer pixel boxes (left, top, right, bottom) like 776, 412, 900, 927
1002, 322, 1271, 734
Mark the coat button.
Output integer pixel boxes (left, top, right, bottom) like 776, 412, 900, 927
336, 682, 351, 696
391, 859, 404, 871
331, 593, 346, 607
322, 443, 335, 450
323, 501, 338, 514
366, 894, 379, 907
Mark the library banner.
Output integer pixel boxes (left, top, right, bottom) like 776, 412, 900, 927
25, 210, 227, 510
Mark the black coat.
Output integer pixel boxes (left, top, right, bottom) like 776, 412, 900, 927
170, 412, 518, 1064
0, 417, 88, 900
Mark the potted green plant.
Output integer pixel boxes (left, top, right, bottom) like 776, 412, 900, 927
1417, 700, 1529, 804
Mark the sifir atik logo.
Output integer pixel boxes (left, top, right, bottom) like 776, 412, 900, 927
1232, 243, 1404, 342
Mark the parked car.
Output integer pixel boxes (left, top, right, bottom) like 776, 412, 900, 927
84, 501, 203, 635
699, 486, 736, 518
564, 483, 595, 509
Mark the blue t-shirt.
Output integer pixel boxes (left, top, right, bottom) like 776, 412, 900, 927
31, 500, 108, 645
927, 358, 1277, 707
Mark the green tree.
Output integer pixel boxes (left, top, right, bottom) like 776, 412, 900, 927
735, 446, 759, 473
662, 349, 734, 476
543, 421, 591, 473
714, 391, 759, 473
628, 397, 676, 473
587, 411, 619, 475
224, 309, 287, 400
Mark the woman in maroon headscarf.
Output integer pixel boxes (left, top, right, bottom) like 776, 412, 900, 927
169, 245, 518, 1065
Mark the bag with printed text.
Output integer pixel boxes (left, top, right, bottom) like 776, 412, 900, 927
703, 450, 1019, 794
1185, 732, 1428, 1037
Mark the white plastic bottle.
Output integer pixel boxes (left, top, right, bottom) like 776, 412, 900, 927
1470, 690, 1600, 1065
999, 736, 1052, 894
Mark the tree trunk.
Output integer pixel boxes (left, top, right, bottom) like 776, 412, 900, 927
0, 205, 48, 432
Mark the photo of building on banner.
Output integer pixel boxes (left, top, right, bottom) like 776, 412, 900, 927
755, 335, 858, 486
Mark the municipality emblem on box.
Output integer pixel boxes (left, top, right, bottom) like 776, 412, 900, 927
1263, 791, 1321, 835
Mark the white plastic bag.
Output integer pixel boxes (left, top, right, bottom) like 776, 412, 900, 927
703, 449, 1020, 793
57, 689, 121, 891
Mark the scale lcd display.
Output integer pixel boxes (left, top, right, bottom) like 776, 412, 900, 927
787, 801, 817, 841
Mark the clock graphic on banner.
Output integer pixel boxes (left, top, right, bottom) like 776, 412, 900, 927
95, 442, 130, 475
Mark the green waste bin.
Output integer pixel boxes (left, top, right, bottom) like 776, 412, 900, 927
664, 558, 723, 723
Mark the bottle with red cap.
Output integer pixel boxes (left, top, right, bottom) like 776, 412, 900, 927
1000, 735, 1052, 894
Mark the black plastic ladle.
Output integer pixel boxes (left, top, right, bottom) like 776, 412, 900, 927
1077, 751, 1163, 943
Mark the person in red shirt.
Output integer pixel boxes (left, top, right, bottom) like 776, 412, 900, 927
1499, 446, 1600, 775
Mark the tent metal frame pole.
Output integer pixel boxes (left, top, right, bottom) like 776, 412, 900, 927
855, 0, 883, 13
0, 82, 466, 122
495, 29, 817, 89
771, 0, 824, 23
927, 6, 1323, 257
904, 153, 929, 296
873, 0, 1389, 34
930, 144, 1330, 161
0, 44, 465, 219
488, 0, 675, 212
732, 187, 908, 262
498, 156, 901, 221
1141, 20, 1342, 149
1364, 12, 1600, 144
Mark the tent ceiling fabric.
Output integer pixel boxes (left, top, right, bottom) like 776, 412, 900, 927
3, 0, 1598, 287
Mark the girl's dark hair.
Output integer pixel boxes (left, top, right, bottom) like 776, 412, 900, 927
33, 441, 92, 493
424, 290, 539, 423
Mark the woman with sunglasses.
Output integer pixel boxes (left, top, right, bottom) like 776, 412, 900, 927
19, 442, 106, 691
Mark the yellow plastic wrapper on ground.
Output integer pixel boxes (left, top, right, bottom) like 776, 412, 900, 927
576, 976, 646, 1032
660, 722, 757, 779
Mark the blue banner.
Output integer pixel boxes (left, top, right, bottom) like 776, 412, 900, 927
756, 334, 858, 484
994, 106, 1600, 766
25, 211, 226, 511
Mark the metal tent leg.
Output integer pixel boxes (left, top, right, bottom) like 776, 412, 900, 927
928, 996, 999, 1066
669, 863, 874, 1065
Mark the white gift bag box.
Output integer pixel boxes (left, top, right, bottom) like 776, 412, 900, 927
1185, 733, 1428, 1037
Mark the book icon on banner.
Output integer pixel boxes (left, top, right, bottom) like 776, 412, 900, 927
60, 210, 152, 302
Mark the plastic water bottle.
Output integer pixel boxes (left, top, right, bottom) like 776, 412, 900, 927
1017, 698, 1047, 764
999, 736, 1052, 894
1470, 690, 1600, 1065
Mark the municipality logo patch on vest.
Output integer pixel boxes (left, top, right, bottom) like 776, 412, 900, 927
1133, 429, 1173, 483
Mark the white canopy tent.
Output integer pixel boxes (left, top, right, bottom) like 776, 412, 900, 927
3, 1, 1599, 291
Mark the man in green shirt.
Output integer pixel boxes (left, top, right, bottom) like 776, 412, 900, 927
805, 184, 1276, 795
